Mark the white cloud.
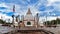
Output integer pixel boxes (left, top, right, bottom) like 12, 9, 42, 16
39, 16, 57, 23
0, 0, 60, 23
0, 3, 13, 13
0, 0, 49, 16
27, 5, 40, 16
0, 3, 20, 13
0, 13, 12, 23
47, 0, 60, 6
47, 16, 57, 21
0, 3, 8, 12
14, 3, 41, 16
0, 3, 8, 7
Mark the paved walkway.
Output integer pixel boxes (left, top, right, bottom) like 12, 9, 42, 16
0, 26, 15, 34
0, 25, 60, 34
16, 26, 60, 34
39, 27, 60, 34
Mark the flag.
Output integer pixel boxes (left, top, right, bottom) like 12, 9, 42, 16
13, 5, 15, 12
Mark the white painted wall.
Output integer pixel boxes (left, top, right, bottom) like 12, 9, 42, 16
23, 14, 36, 26
24, 14, 34, 20
24, 21, 34, 26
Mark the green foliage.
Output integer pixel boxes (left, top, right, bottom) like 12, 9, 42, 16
56, 18, 60, 24
0, 19, 12, 25
44, 18, 60, 25
6, 22, 13, 25
0, 19, 6, 24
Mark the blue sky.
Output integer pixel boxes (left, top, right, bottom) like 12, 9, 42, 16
0, 0, 60, 17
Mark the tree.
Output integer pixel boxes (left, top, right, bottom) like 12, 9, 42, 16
0, 19, 6, 24
56, 18, 60, 24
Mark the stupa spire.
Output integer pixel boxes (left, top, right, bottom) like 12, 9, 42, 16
27, 8, 32, 14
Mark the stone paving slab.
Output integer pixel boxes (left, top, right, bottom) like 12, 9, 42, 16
39, 27, 60, 34
17, 26, 60, 34
0, 25, 60, 34
0, 26, 15, 34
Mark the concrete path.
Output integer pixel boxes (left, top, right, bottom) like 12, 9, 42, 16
0, 25, 60, 34
39, 27, 60, 34
0, 26, 16, 34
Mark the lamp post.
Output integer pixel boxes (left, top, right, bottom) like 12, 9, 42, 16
36, 13, 39, 28
12, 15, 15, 27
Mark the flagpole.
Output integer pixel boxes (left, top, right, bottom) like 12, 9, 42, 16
12, 5, 15, 27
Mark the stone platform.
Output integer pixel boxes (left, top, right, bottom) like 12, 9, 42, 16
15, 27, 54, 34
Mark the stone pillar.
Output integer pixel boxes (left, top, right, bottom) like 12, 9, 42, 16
12, 15, 15, 28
